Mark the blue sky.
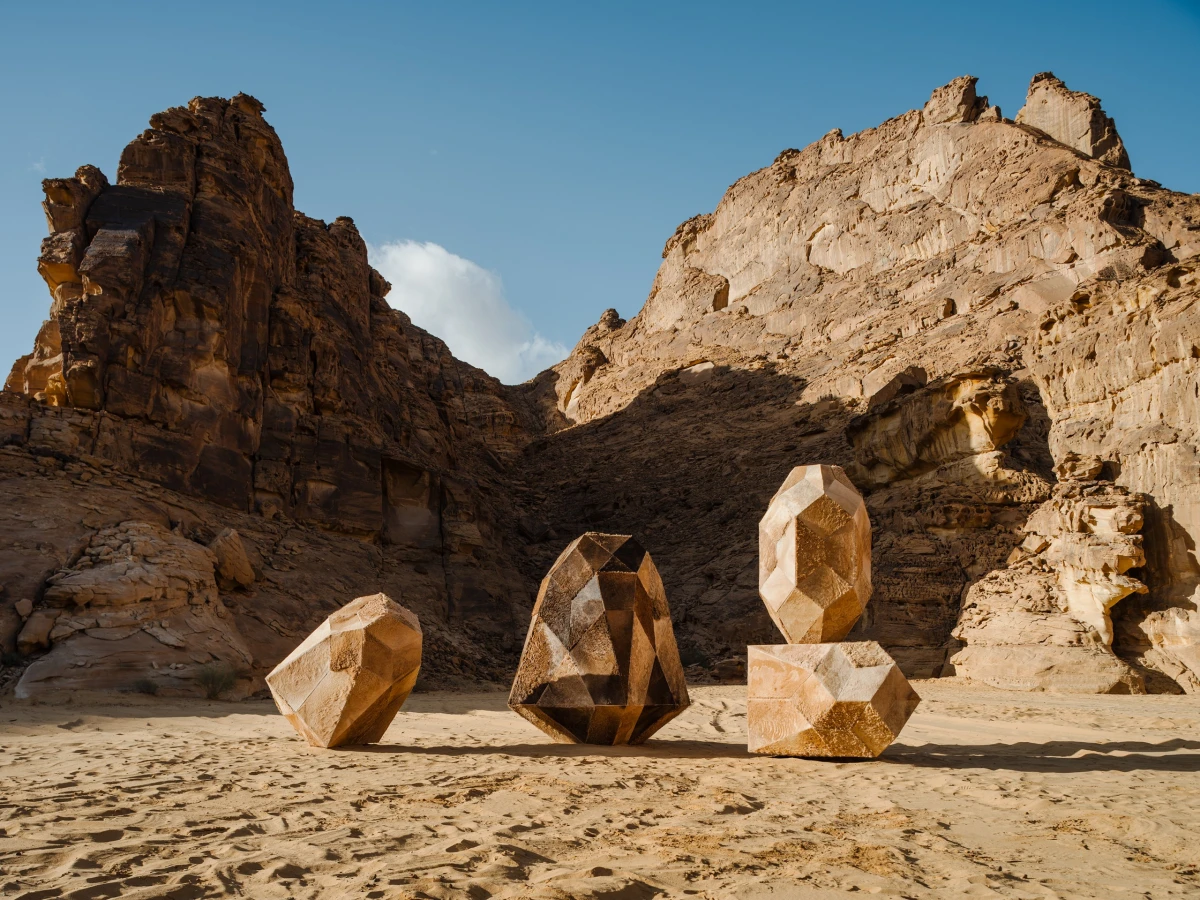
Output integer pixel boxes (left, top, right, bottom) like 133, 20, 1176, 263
2, 0, 1197, 382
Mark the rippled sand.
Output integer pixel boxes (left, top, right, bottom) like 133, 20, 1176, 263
2, 681, 1199, 899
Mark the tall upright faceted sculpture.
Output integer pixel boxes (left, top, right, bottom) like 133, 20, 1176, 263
749, 465, 919, 758
267, 593, 422, 748
509, 533, 690, 744
759, 464, 872, 643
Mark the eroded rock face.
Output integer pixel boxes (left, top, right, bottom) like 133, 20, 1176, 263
1139, 610, 1200, 692
0, 442, 516, 693
267, 593, 422, 748
209, 528, 255, 590
1029, 263, 1200, 681
5, 73, 1199, 694
4, 94, 533, 692
516, 71, 1199, 691
923, 75, 993, 125
847, 370, 1027, 486
509, 533, 690, 744
14, 520, 253, 698
951, 482, 1149, 693
1016, 72, 1131, 170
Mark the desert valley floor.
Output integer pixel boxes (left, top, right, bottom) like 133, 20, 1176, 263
2, 682, 1198, 900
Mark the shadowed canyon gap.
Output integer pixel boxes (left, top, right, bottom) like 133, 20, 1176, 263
2, 74, 1198, 698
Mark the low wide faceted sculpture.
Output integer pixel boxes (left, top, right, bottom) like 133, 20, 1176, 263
747, 643, 920, 757
509, 533, 690, 744
759, 464, 872, 643
267, 593, 422, 748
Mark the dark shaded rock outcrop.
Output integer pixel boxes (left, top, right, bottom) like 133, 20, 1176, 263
3, 95, 531, 696
5, 73, 1200, 697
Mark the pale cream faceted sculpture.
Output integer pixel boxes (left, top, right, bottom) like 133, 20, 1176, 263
747, 643, 919, 757
267, 593, 422, 748
759, 465, 872, 643
509, 533, 690, 744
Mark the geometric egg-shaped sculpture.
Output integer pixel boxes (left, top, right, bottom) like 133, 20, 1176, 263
759, 464, 872, 643
747, 642, 919, 757
266, 593, 422, 748
509, 533, 690, 745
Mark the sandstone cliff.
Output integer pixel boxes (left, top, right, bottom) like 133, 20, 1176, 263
2, 95, 533, 697
4, 74, 1198, 697
517, 73, 1200, 691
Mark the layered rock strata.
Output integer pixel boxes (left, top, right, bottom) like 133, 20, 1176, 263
2, 95, 531, 697
516, 71, 1200, 691
15, 520, 252, 698
5, 71, 1199, 695
1015, 72, 1130, 171
952, 480, 1149, 693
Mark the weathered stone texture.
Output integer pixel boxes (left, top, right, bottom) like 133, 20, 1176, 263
952, 482, 1149, 693
516, 72, 1199, 691
14, 519, 252, 698
5, 73, 1200, 695
209, 528, 255, 590
1016, 72, 1131, 170
3, 95, 532, 695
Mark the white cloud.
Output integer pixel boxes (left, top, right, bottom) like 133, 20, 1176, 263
368, 240, 567, 384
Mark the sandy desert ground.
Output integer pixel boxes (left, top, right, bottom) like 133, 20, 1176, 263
2, 680, 1198, 899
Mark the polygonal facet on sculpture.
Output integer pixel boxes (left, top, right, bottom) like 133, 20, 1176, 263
759, 465, 872, 643
509, 533, 690, 744
267, 593, 422, 748
747, 643, 919, 757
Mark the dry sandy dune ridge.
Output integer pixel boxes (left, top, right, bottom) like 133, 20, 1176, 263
3, 683, 1200, 899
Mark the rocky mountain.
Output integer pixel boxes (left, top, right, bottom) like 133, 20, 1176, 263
2, 94, 534, 696
515, 73, 1200, 692
3, 73, 1198, 698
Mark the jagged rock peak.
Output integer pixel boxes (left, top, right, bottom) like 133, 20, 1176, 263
923, 75, 997, 124
524, 69, 1200, 692
1016, 71, 1131, 171
596, 308, 626, 330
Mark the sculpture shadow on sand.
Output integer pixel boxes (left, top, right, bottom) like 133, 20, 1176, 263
884, 737, 1200, 773
332, 734, 1200, 771
347, 739, 754, 760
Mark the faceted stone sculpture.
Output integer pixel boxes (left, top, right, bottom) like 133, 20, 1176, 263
267, 593, 422, 748
747, 643, 920, 757
509, 533, 690, 744
759, 464, 872, 643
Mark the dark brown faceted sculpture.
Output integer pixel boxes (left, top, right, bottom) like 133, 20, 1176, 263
509, 533, 690, 744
